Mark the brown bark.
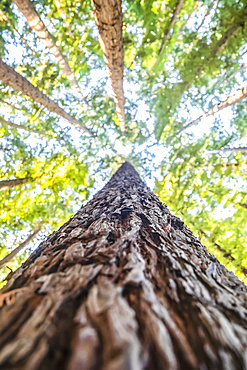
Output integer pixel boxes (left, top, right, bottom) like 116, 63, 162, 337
0, 177, 32, 191
0, 162, 246, 369
0, 116, 53, 138
178, 86, 247, 133
0, 227, 42, 270
0, 59, 93, 136
92, 0, 125, 132
211, 147, 247, 153
12, 0, 89, 106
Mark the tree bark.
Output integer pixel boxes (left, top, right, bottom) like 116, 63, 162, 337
0, 227, 42, 270
0, 162, 246, 369
12, 0, 88, 106
92, 0, 125, 132
0, 59, 93, 136
0, 116, 53, 138
210, 147, 247, 153
178, 86, 247, 133
0, 177, 32, 191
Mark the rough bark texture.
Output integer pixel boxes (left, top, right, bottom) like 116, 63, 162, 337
178, 86, 247, 133
0, 177, 32, 191
0, 59, 93, 136
92, 0, 125, 132
12, 0, 88, 106
0, 227, 42, 270
0, 162, 246, 370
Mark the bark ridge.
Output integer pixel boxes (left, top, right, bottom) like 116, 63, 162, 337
92, 0, 125, 132
0, 162, 246, 370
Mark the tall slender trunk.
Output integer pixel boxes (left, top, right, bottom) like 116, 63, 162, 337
0, 227, 42, 270
12, 0, 89, 106
92, 0, 125, 132
178, 86, 247, 133
176, 0, 200, 39
219, 63, 247, 89
210, 147, 247, 153
195, 0, 218, 32
0, 116, 53, 138
0, 177, 32, 191
0, 59, 93, 136
0, 9, 37, 56
156, 0, 185, 60
0, 162, 246, 369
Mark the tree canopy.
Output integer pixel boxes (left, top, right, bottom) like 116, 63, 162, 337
0, 0, 246, 284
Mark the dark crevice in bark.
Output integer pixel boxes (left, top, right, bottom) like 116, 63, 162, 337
0, 162, 246, 369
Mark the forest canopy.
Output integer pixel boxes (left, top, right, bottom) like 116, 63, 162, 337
0, 0, 246, 284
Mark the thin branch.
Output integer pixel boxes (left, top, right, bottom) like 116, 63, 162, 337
177, 86, 247, 134
210, 147, 247, 154
177, 0, 200, 39
0, 177, 33, 191
0, 116, 53, 138
155, 0, 185, 64
195, 0, 218, 33
0, 9, 37, 56
0, 226, 42, 270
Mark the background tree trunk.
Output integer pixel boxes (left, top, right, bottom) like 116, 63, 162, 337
0, 116, 53, 138
0, 177, 32, 191
178, 86, 247, 133
0, 226, 42, 270
12, 0, 88, 106
0, 162, 246, 369
0, 59, 93, 135
92, 0, 125, 132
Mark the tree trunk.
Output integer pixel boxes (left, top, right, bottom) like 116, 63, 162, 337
195, 0, 218, 33
178, 86, 247, 133
0, 116, 53, 138
92, 0, 125, 132
0, 9, 37, 56
12, 0, 88, 106
0, 177, 32, 191
0, 59, 93, 136
176, 0, 200, 39
211, 147, 247, 153
0, 227, 42, 270
0, 162, 246, 369
157, 0, 185, 60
